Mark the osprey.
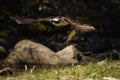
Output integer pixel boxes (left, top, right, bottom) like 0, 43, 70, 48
10, 16, 95, 32
10, 16, 95, 42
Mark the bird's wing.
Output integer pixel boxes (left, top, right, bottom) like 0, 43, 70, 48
10, 16, 52, 24
66, 30, 76, 43
10, 16, 39, 24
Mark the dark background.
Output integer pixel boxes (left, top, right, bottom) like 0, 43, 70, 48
0, 0, 120, 53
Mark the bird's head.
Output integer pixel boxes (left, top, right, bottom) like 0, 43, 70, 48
78, 24, 95, 33
62, 17, 95, 33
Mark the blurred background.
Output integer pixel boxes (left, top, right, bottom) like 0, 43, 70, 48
0, 0, 120, 54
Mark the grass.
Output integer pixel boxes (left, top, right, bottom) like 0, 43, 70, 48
0, 60, 120, 80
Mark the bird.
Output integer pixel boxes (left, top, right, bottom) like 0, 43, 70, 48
61, 17, 95, 33
10, 16, 69, 27
10, 16, 95, 42
57, 17, 95, 42
10, 16, 52, 24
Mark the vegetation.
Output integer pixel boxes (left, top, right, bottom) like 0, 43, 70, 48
0, 0, 120, 80
0, 60, 120, 80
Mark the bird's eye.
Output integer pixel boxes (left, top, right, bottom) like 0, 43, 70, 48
51, 17, 61, 24
53, 18, 59, 21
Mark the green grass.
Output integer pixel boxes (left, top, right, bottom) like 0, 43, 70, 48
1, 60, 120, 80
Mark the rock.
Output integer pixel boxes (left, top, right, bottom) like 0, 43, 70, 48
56, 45, 77, 59
86, 38, 112, 52
97, 60, 105, 66
110, 38, 120, 50
0, 46, 6, 53
0, 67, 13, 76
94, 49, 120, 60
103, 77, 118, 80
0, 46, 7, 60
56, 45, 82, 61
2, 40, 79, 68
